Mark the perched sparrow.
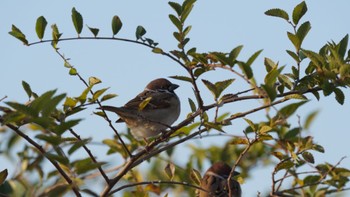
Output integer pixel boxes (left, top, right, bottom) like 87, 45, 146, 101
99, 78, 180, 140
198, 162, 242, 197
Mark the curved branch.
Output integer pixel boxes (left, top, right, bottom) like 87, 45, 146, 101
4, 123, 81, 197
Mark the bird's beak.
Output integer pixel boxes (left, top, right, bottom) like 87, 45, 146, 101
169, 84, 179, 91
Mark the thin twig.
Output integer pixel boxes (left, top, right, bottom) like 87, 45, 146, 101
0, 96, 7, 102
4, 123, 81, 196
110, 180, 205, 195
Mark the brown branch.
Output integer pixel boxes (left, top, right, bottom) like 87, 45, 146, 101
110, 180, 205, 195
68, 128, 109, 183
0, 96, 7, 102
4, 123, 81, 196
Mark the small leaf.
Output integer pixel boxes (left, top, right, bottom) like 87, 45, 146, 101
169, 14, 182, 31
89, 77, 101, 86
22, 81, 32, 98
63, 97, 78, 108
338, 34, 349, 58
292, 1, 308, 25
36, 134, 62, 146
164, 163, 175, 180
168, 1, 182, 16
0, 169, 8, 185
202, 79, 218, 99
287, 32, 301, 51
286, 50, 300, 62
45, 153, 69, 165
101, 94, 117, 102
152, 47, 163, 54
54, 119, 81, 135
138, 97, 152, 111
180, 0, 195, 23
302, 151, 315, 164
68, 138, 91, 155
259, 125, 272, 133
304, 110, 318, 129
312, 144, 325, 153
284, 94, 307, 100
246, 49, 263, 67
229, 45, 243, 65
261, 84, 277, 102
87, 25, 99, 37
69, 68, 77, 75
276, 161, 294, 172
9, 25, 28, 45
243, 118, 256, 131
169, 75, 192, 83
279, 101, 307, 118
265, 8, 289, 21
135, 25, 146, 40
35, 16, 47, 40
304, 175, 320, 185
296, 21, 311, 44
190, 169, 201, 185
111, 15, 122, 36
188, 98, 196, 112
215, 79, 235, 99
334, 88, 345, 105
71, 7, 83, 35
76, 86, 92, 104
204, 122, 224, 132
272, 152, 284, 160
92, 88, 109, 102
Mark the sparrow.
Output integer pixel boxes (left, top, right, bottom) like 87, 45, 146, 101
99, 78, 180, 140
198, 162, 242, 197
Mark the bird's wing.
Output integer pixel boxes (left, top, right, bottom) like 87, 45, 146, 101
124, 90, 174, 110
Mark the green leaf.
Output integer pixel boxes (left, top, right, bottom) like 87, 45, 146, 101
296, 21, 311, 44
36, 134, 62, 146
238, 62, 254, 79
243, 118, 256, 131
278, 74, 293, 89
69, 67, 77, 75
51, 24, 62, 48
312, 144, 325, 153
204, 122, 224, 132
230, 138, 249, 145
338, 34, 349, 58
92, 88, 109, 102
181, 0, 196, 23
265, 66, 283, 86
101, 94, 117, 102
89, 77, 101, 86
45, 153, 69, 165
6, 102, 38, 117
304, 110, 318, 129
259, 125, 272, 133
135, 25, 146, 40
73, 158, 105, 175
164, 163, 175, 180
272, 152, 285, 160
71, 7, 83, 35
41, 93, 66, 117
279, 101, 307, 118
286, 50, 300, 63
111, 15, 122, 36
68, 138, 91, 155
35, 16, 47, 40
264, 57, 276, 72
292, 1, 307, 25
284, 94, 307, 100
168, 2, 182, 16
87, 25, 99, 37
261, 84, 277, 102
22, 80, 32, 98
190, 168, 201, 185
188, 98, 196, 112
304, 175, 320, 185
215, 79, 235, 98
54, 119, 81, 135
139, 96, 152, 111
287, 32, 301, 51
76, 86, 92, 104
9, 25, 28, 45
229, 45, 243, 65
0, 169, 8, 185
276, 161, 294, 172
63, 97, 78, 108
265, 8, 289, 21
202, 79, 218, 99
169, 75, 192, 83
169, 14, 182, 31
302, 49, 324, 68
334, 88, 345, 105
302, 151, 315, 164
246, 49, 263, 67
152, 47, 163, 54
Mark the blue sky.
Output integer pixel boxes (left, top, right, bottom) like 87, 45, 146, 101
1, 1, 350, 196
